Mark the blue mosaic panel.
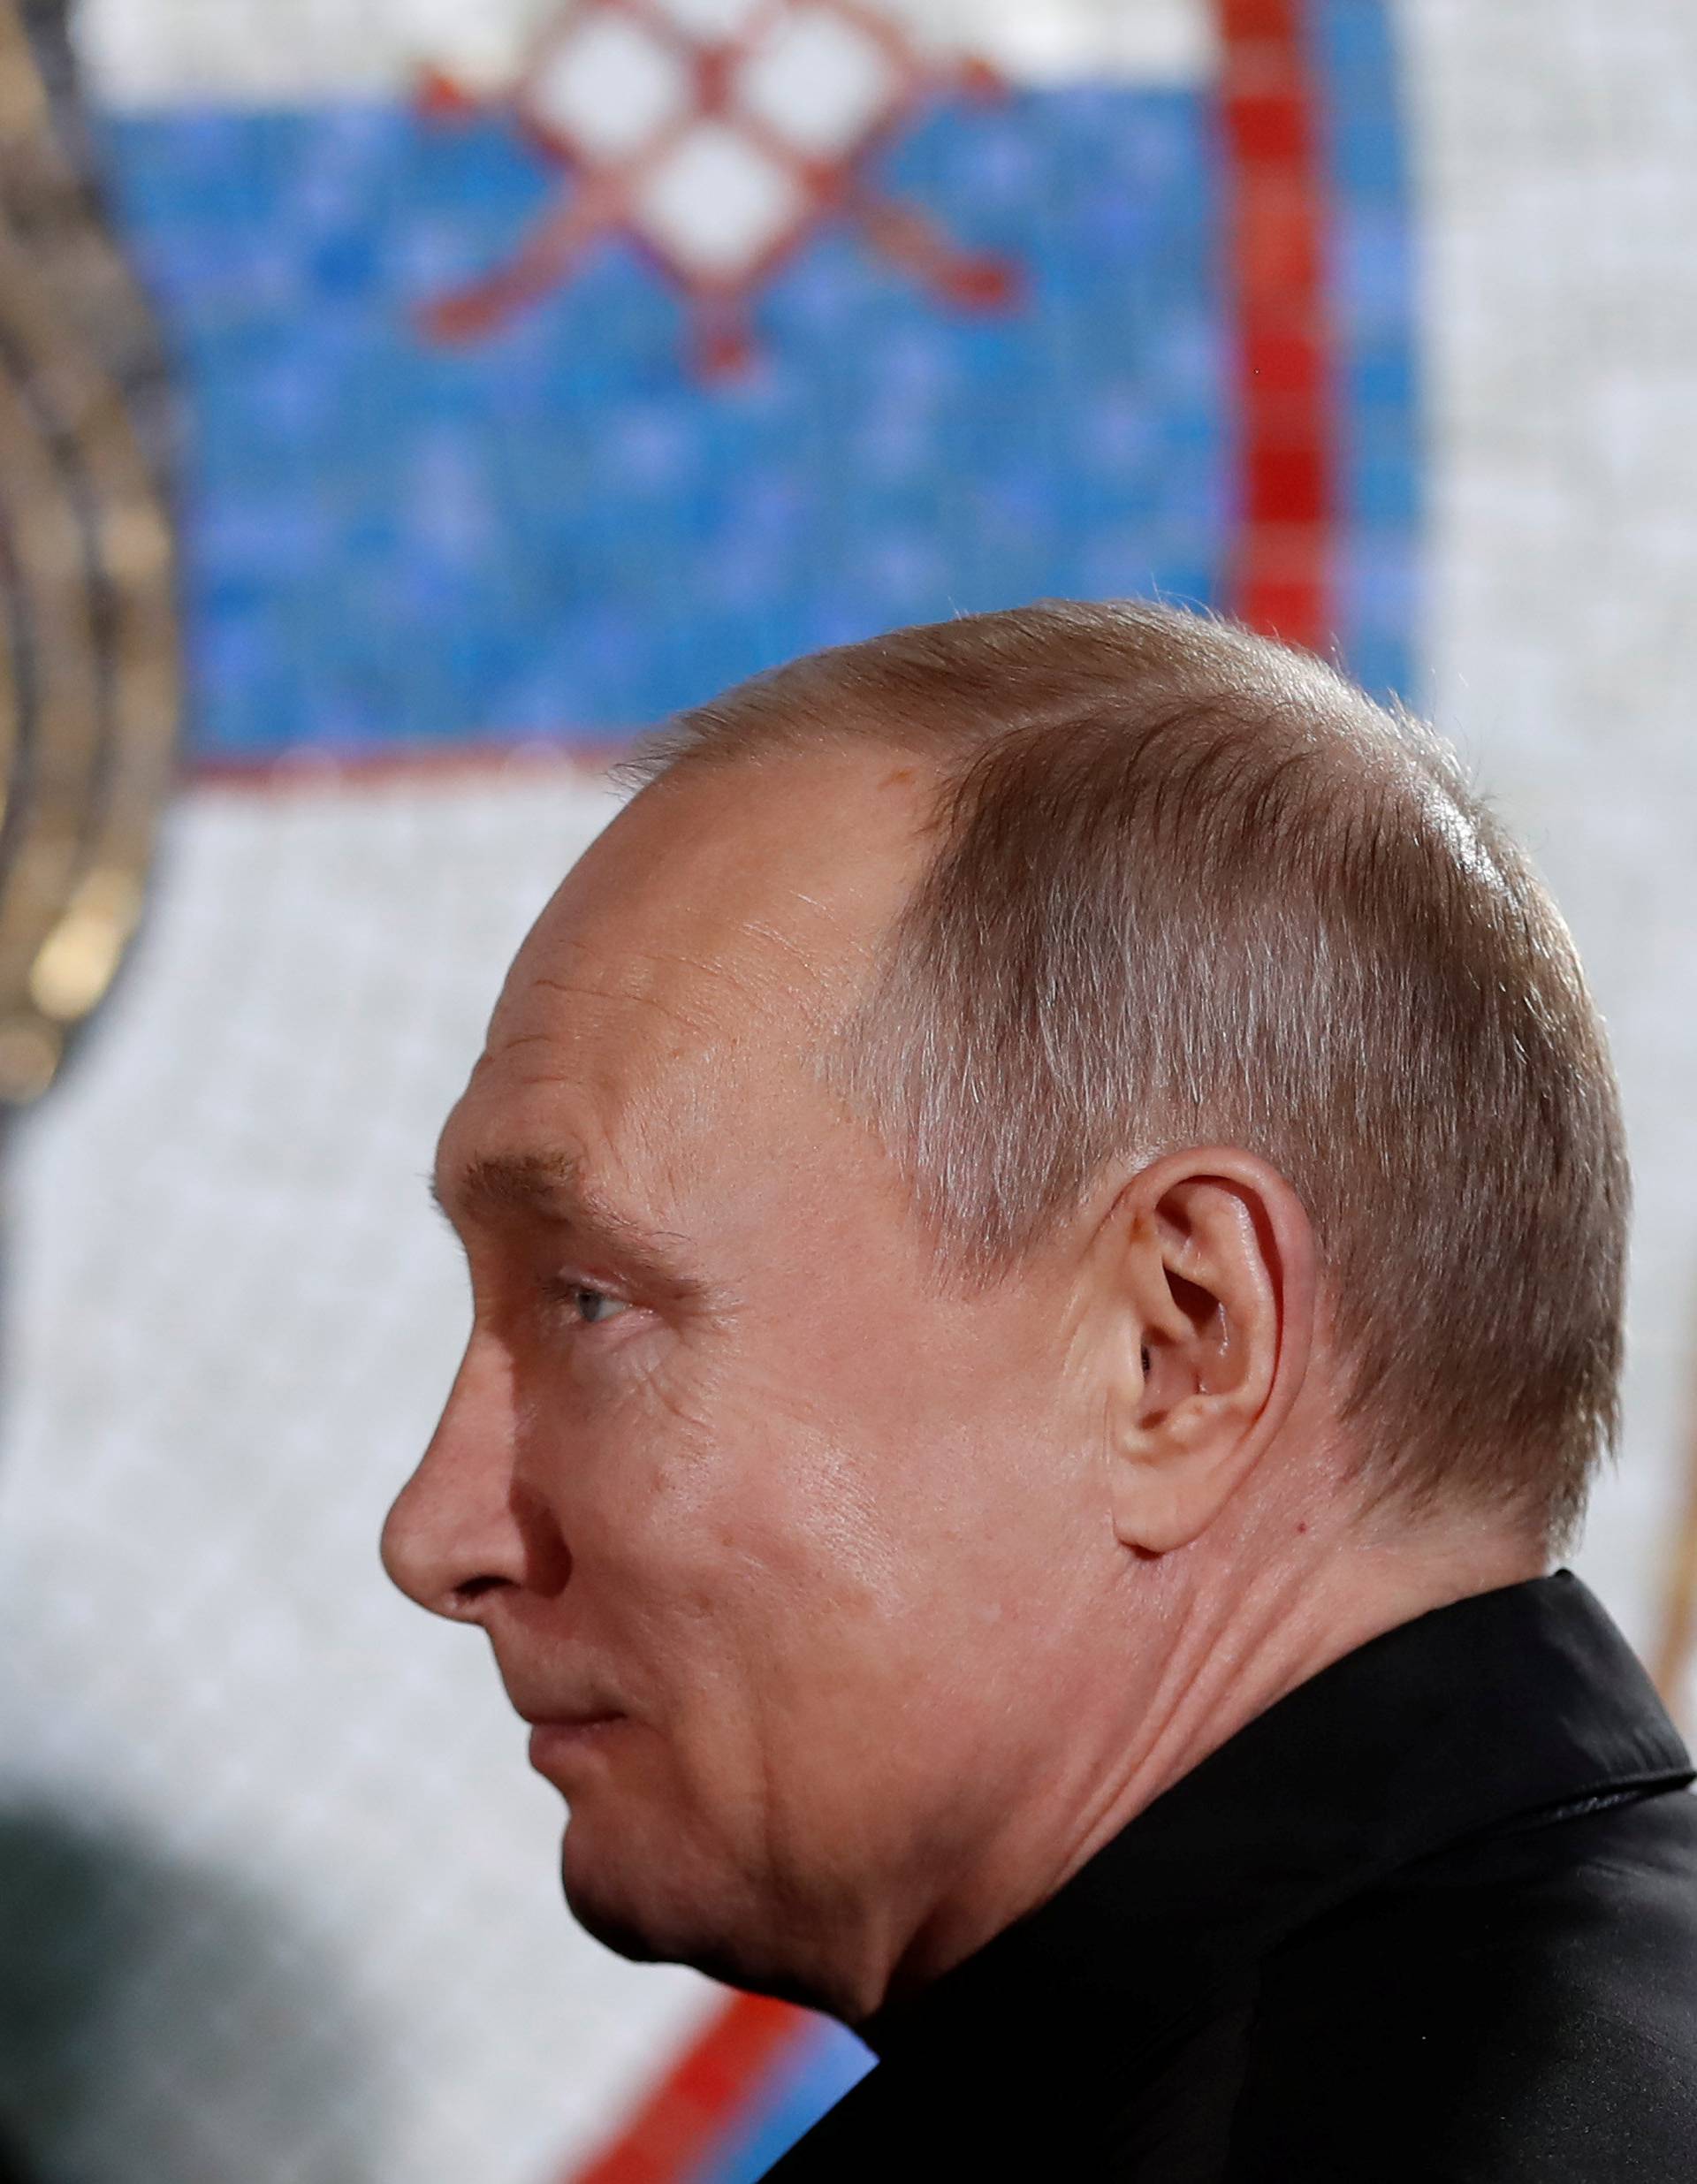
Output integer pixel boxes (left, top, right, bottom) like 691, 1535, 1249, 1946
90, 2, 1418, 762
95, 89, 1225, 757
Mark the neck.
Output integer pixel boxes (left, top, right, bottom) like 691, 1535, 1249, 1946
872, 1511, 1547, 2020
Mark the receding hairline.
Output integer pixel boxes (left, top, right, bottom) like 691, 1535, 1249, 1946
612, 598, 1627, 1553
619, 603, 1487, 884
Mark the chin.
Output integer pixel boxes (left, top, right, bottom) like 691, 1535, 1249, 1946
562, 1873, 670, 1967
559, 1827, 813, 2004
560, 1817, 708, 1968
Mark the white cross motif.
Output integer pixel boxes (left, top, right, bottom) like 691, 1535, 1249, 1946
415, 0, 1020, 375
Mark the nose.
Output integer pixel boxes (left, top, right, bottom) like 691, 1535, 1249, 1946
381, 1332, 552, 1621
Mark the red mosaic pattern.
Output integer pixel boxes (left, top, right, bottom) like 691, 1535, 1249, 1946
1219, 0, 1334, 651
415, 0, 1019, 376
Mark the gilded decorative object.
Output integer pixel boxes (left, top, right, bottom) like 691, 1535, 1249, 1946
0, 0, 179, 1107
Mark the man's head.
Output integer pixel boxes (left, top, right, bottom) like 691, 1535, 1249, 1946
381, 601, 1626, 2019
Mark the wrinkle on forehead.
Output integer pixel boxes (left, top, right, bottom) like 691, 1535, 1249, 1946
483, 936, 824, 1081
491, 752, 932, 1073
438, 756, 938, 1289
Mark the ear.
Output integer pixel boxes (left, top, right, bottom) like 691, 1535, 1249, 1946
1082, 1147, 1317, 1555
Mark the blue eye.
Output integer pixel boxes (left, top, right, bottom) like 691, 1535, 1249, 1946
570, 1285, 630, 1327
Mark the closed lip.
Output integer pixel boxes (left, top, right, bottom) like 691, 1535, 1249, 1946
527, 1715, 625, 1774
516, 1707, 624, 1730
498, 1662, 628, 1742
503, 1676, 627, 1729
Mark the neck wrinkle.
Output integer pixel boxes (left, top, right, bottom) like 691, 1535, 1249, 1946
872, 1523, 1547, 2022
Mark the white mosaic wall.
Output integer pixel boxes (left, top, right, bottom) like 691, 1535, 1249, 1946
76, 0, 1214, 105
1402, 0, 1697, 1644
0, 768, 719, 2182
3, 0, 1697, 2178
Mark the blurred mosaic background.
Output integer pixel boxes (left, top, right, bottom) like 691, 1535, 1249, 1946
0, 1, 1693, 2178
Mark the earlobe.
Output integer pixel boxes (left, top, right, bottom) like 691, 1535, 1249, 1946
1092, 1151, 1315, 1556
1108, 1371, 1238, 1555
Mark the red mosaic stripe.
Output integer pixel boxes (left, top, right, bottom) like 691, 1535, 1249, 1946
1216, 0, 1335, 650
564, 1992, 814, 2184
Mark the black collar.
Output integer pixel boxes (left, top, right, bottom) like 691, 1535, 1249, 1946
861, 1572, 1692, 2062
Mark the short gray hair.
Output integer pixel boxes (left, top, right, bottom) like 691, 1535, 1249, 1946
625, 600, 1629, 1552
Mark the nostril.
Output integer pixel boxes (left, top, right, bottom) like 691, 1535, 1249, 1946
448, 1573, 508, 1616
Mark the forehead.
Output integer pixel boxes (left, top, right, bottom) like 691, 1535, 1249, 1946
441, 747, 932, 1185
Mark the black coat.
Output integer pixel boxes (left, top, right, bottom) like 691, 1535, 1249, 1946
765, 1572, 1697, 2180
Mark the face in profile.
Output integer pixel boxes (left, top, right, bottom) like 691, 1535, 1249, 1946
379, 750, 1120, 2013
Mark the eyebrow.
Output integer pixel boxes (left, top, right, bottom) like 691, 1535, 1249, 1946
428, 1148, 702, 1298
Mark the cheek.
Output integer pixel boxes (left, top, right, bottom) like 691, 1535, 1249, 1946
529, 1340, 826, 1662
529, 1292, 1061, 1751
539, 1335, 1084, 1892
